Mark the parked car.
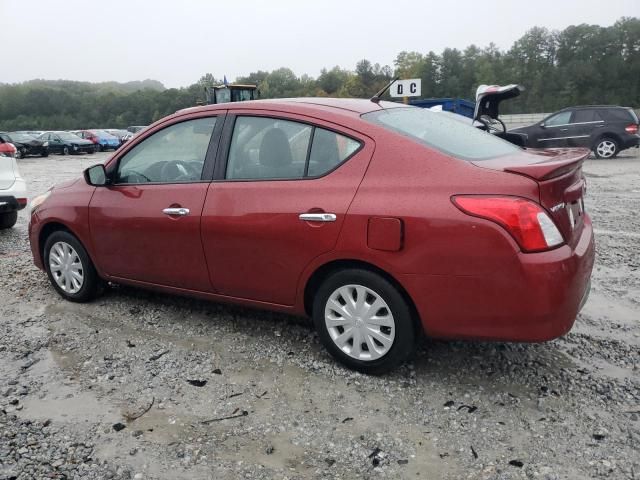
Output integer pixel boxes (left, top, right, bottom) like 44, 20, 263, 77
28, 98, 594, 373
70, 130, 120, 151
0, 132, 49, 158
14, 130, 45, 137
127, 125, 147, 133
40, 131, 96, 155
104, 129, 134, 144
0, 141, 27, 229
510, 106, 640, 158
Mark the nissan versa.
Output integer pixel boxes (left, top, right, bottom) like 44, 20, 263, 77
28, 98, 595, 373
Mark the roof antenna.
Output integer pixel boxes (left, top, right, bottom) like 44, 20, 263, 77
370, 76, 399, 104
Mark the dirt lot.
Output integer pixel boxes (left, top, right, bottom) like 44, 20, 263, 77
1, 148, 639, 480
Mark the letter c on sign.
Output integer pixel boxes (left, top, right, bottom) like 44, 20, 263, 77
410, 82, 417, 94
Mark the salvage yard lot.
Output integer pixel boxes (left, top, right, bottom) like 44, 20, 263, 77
1, 149, 639, 479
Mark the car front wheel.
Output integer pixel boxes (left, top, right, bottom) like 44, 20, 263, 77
44, 231, 101, 302
594, 138, 619, 159
0, 211, 18, 229
62, 146, 69, 155
313, 269, 417, 374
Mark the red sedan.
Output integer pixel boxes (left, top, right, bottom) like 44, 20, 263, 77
28, 98, 594, 373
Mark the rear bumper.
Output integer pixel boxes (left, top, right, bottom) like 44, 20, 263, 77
401, 216, 595, 342
0, 195, 27, 212
621, 134, 640, 150
0, 177, 28, 212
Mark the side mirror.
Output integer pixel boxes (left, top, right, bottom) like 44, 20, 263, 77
84, 164, 108, 186
540, 122, 546, 128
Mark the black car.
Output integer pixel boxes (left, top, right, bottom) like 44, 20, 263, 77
510, 106, 640, 159
39, 131, 96, 155
0, 132, 49, 158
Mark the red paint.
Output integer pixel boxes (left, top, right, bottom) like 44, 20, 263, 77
367, 217, 403, 252
28, 98, 595, 343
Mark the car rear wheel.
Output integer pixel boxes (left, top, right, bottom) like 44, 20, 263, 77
594, 138, 619, 159
312, 269, 417, 374
0, 211, 18, 229
41, 151, 49, 158
44, 231, 101, 302
62, 146, 69, 156
17, 148, 26, 159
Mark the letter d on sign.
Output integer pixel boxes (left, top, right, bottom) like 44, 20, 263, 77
390, 79, 421, 98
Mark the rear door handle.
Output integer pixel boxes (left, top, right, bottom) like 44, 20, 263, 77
299, 213, 336, 222
163, 207, 190, 216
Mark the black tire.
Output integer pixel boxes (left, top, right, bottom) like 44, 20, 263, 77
41, 150, 49, 158
312, 269, 417, 374
62, 146, 69, 156
17, 148, 25, 159
88, 148, 95, 154
593, 137, 619, 159
97, 144, 103, 152
0, 211, 18, 229
43, 230, 101, 302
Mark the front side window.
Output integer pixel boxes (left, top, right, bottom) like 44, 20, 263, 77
545, 111, 572, 126
116, 117, 216, 184
225, 116, 361, 180
363, 107, 520, 161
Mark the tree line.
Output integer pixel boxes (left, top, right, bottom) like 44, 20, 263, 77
0, 17, 637, 131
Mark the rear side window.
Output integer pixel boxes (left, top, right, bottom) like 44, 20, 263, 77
572, 109, 602, 123
601, 108, 635, 123
363, 107, 520, 161
225, 116, 361, 180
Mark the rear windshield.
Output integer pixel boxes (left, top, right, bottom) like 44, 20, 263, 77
363, 107, 521, 160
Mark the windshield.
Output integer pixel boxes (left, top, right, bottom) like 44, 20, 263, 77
363, 107, 521, 161
93, 130, 117, 138
57, 132, 81, 141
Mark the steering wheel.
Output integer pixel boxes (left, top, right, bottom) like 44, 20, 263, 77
160, 160, 199, 182
478, 115, 506, 134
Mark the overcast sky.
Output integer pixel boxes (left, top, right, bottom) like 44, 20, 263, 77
1, 0, 637, 88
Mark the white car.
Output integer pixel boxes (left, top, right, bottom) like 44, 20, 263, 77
0, 141, 28, 229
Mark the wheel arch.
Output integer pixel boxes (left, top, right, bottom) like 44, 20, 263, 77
302, 258, 423, 333
592, 132, 622, 149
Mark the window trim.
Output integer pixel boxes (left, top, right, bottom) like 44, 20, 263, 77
214, 113, 364, 183
109, 113, 225, 186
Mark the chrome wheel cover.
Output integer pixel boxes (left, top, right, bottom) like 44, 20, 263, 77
324, 284, 395, 361
596, 140, 616, 158
49, 241, 84, 294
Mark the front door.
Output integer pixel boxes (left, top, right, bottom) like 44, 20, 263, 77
89, 115, 221, 291
537, 110, 573, 148
201, 113, 373, 305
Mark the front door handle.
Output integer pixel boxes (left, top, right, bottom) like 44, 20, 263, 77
299, 213, 337, 222
163, 207, 190, 216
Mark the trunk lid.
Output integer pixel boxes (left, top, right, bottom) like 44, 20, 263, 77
473, 147, 590, 244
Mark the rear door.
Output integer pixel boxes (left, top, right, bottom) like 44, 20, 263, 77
89, 114, 223, 291
201, 112, 373, 305
567, 109, 604, 148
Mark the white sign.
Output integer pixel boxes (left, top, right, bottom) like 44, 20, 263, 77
390, 78, 421, 98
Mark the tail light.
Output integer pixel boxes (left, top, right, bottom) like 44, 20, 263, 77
625, 124, 639, 134
17, 198, 28, 207
452, 195, 564, 252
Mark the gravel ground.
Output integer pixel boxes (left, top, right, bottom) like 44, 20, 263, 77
1, 148, 639, 480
